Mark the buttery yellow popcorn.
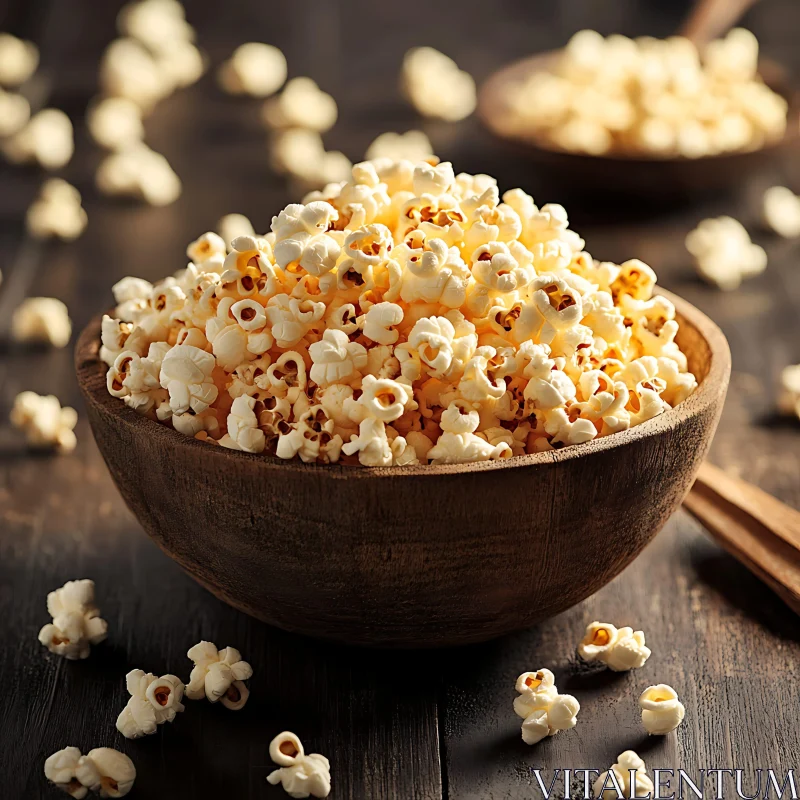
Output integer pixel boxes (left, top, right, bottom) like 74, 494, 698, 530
99, 159, 696, 466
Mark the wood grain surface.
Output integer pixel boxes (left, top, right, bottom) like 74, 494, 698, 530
1, 0, 799, 798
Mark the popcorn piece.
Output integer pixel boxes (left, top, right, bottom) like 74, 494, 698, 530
270, 128, 351, 189
686, 216, 766, 290
218, 213, 256, 245
10, 391, 77, 453
159, 343, 218, 414
594, 751, 655, 800
118, 0, 194, 51
99, 38, 168, 111
226, 396, 266, 453
779, 364, 800, 420
363, 302, 403, 345
763, 186, 800, 239
576, 621, 618, 663
186, 640, 253, 709
3, 108, 73, 169
25, 180, 87, 242
401, 47, 476, 121
577, 621, 652, 671
218, 42, 286, 97
96, 143, 182, 206
87, 96, 144, 150
365, 130, 434, 162
640, 683, 686, 735
513, 669, 580, 745
37, 579, 108, 660
267, 732, 331, 798
74, 748, 136, 798
263, 77, 337, 133
0, 87, 30, 137
11, 297, 72, 347
513, 669, 557, 719
44, 747, 87, 799
0, 33, 38, 86
116, 670, 185, 738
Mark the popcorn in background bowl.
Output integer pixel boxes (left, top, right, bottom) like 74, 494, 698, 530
97, 158, 697, 467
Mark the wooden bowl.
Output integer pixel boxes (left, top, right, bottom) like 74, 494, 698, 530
478, 51, 800, 198
76, 289, 730, 648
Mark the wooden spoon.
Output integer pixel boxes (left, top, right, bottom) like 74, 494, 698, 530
683, 461, 800, 614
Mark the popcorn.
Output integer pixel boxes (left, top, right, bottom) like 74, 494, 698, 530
267, 731, 331, 798
365, 130, 434, 162
44, 747, 87, 799
186, 641, 253, 710
263, 77, 337, 133
502, 29, 787, 157
685, 216, 766, 290
38, 579, 108, 660
401, 47, 476, 122
96, 143, 182, 206
513, 669, 580, 745
25, 180, 87, 242
70, 748, 136, 798
640, 683, 686, 734
779, 365, 800, 420
116, 670, 185, 738
763, 186, 800, 239
3, 108, 73, 169
118, 0, 194, 51
99, 158, 695, 465
0, 87, 30, 137
219, 42, 286, 97
577, 621, 651, 671
270, 128, 351, 189
10, 391, 77, 453
0, 33, 39, 86
99, 38, 167, 111
87, 96, 144, 150
11, 297, 72, 347
594, 751, 655, 800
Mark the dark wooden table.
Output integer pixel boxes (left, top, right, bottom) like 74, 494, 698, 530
1, 1, 799, 797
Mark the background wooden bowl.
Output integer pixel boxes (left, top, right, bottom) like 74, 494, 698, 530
76, 289, 730, 648
478, 51, 800, 199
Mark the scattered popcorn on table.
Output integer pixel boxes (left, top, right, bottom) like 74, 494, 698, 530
10, 391, 77, 453
45, 747, 136, 799
365, 130, 434, 163
87, 96, 145, 150
186, 641, 253, 709
98, 159, 697, 466
513, 669, 580, 745
219, 42, 287, 97
218, 212, 256, 246
685, 216, 766, 290
116, 669, 185, 738
11, 296, 72, 347
499, 29, 787, 157
640, 683, 686, 734
762, 186, 800, 239
577, 621, 651, 671
96, 143, 181, 206
2, 108, 73, 169
44, 747, 88, 799
263, 77, 337, 133
779, 365, 800, 421
0, 87, 30, 137
0, 32, 39, 86
401, 47, 476, 122
594, 751, 655, 800
267, 731, 331, 799
25, 180, 87, 242
37, 579, 108, 660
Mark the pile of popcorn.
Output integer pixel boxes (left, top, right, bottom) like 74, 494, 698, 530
99, 158, 697, 466
501, 28, 788, 157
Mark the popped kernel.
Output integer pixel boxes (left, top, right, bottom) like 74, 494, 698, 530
512, 669, 580, 745
0, 32, 39, 86
365, 130, 434, 162
3, 108, 73, 170
267, 731, 331, 798
594, 751, 655, 800
186, 641, 253, 709
25, 179, 87, 242
640, 683, 686, 734
577, 620, 651, 671
11, 297, 72, 347
779, 365, 800, 421
401, 47, 476, 122
116, 670, 185, 738
263, 77, 337, 133
762, 186, 800, 239
219, 42, 286, 97
0, 87, 30, 137
44, 747, 87, 799
98, 158, 696, 465
38, 579, 108, 660
75, 748, 136, 798
96, 143, 182, 206
87, 96, 144, 151
10, 391, 77, 453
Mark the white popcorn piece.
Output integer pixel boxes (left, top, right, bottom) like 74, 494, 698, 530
99, 38, 169, 111
763, 186, 800, 239
779, 364, 800, 420
38, 579, 108, 660
263, 77, 338, 133
159, 343, 218, 414
3, 108, 73, 169
594, 751, 655, 800
401, 47, 476, 122
74, 748, 136, 798
96, 143, 181, 206
640, 683, 686, 735
118, 0, 195, 51
219, 42, 286, 97
116, 670, 185, 739
365, 130, 434, 163
11, 297, 72, 347
267, 731, 331, 798
270, 128, 351, 189
10, 391, 77, 453
686, 216, 766, 290
226, 396, 266, 453
87, 96, 144, 150
218, 213, 256, 246
362, 302, 403, 345
25, 180, 87, 242
513, 669, 580, 746
577, 621, 651, 671
513, 669, 558, 719
0, 87, 30, 137
0, 32, 38, 86
44, 747, 87, 799
186, 640, 253, 709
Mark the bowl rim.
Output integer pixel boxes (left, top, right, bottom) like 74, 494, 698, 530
477, 49, 800, 163
76, 288, 730, 479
